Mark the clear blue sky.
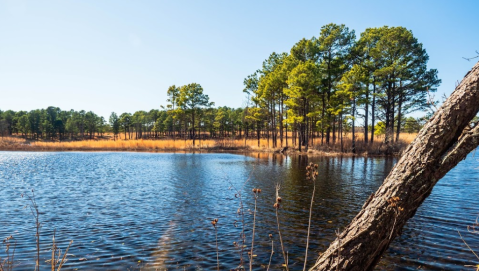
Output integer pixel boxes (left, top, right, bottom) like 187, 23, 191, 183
1, 0, 478, 119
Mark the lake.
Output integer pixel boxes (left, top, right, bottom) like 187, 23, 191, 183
0, 151, 478, 270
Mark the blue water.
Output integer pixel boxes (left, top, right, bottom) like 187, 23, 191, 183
0, 152, 478, 270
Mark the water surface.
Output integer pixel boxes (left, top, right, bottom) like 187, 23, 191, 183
0, 151, 478, 270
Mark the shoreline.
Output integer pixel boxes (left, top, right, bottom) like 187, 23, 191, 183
0, 142, 404, 157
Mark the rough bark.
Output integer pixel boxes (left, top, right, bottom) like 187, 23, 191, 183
310, 61, 479, 271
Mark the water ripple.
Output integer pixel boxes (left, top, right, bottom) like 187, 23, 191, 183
0, 151, 478, 270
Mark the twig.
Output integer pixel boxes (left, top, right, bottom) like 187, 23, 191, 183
249, 188, 261, 271
227, 168, 254, 269
0, 235, 16, 271
304, 163, 318, 271
274, 184, 289, 271
458, 231, 479, 260
467, 216, 479, 234
426, 87, 438, 112
22, 190, 73, 271
56, 240, 73, 271
266, 236, 274, 271
51, 231, 55, 271
10, 238, 16, 271
463, 50, 479, 61
211, 219, 219, 271
22, 190, 41, 271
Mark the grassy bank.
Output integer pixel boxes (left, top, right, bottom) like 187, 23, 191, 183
0, 133, 417, 155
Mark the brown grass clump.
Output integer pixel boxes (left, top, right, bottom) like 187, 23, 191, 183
311, 133, 418, 155
0, 137, 28, 148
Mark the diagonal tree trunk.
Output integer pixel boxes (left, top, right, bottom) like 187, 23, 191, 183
310, 61, 479, 271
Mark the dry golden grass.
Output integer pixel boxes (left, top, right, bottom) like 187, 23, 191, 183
0, 133, 418, 154
0, 136, 30, 148
0, 136, 27, 143
311, 133, 418, 155
30, 139, 216, 150
26, 138, 293, 151
396, 132, 418, 143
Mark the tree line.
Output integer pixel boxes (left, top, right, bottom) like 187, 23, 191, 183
0, 84, 249, 142
0, 104, 248, 142
0, 24, 438, 150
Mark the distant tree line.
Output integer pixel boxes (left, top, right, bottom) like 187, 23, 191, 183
0, 107, 109, 140
0, 105, 248, 142
0, 24, 438, 150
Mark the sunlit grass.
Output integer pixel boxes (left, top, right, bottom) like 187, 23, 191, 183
311, 133, 418, 154
30, 139, 215, 150
0, 133, 418, 153
23, 138, 277, 151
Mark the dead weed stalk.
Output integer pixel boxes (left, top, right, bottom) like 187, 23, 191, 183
274, 184, 289, 271
304, 163, 318, 271
48, 230, 73, 271
21, 190, 73, 271
22, 190, 41, 271
248, 188, 261, 270
0, 236, 16, 271
211, 219, 220, 271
